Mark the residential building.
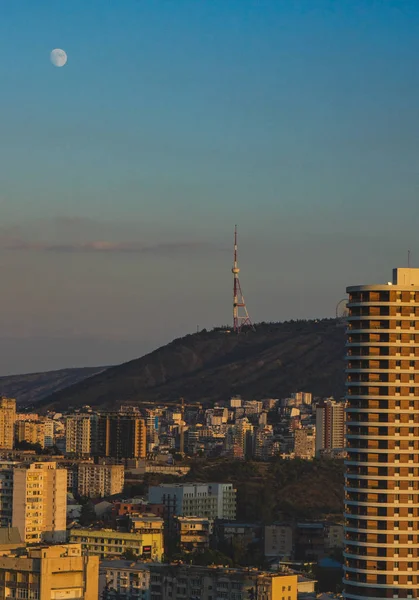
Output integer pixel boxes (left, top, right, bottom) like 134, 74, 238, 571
100, 562, 298, 600
264, 524, 293, 559
0, 540, 99, 600
43, 419, 55, 447
148, 483, 236, 520
175, 516, 212, 553
15, 420, 45, 448
293, 392, 312, 405
65, 414, 92, 455
0, 462, 17, 527
294, 427, 316, 459
12, 461, 67, 544
0, 398, 16, 450
97, 412, 146, 460
315, 399, 344, 457
344, 267, 419, 599
77, 462, 124, 498
69, 526, 163, 560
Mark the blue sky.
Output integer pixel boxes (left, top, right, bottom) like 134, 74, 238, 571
1, 0, 419, 373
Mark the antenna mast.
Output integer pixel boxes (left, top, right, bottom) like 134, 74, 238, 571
232, 225, 254, 333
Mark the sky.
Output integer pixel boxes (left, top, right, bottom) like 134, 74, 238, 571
1, 0, 419, 374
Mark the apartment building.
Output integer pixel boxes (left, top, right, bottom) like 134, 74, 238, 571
0, 461, 17, 527
65, 414, 93, 455
294, 427, 316, 459
69, 527, 163, 561
344, 267, 419, 599
0, 398, 16, 450
100, 563, 298, 600
0, 540, 99, 600
148, 482, 236, 520
15, 420, 45, 448
12, 461, 67, 544
77, 462, 124, 498
315, 398, 344, 457
97, 412, 146, 460
264, 524, 293, 559
174, 515, 212, 553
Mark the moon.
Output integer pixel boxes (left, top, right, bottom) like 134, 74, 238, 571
50, 48, 67, 68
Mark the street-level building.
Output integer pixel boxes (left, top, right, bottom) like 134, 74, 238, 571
69, 527, 163, 561
0, 541, 98, 600
344, 267, 419, 600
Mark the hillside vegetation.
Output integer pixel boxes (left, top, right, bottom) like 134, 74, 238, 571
38, 319, 345, 411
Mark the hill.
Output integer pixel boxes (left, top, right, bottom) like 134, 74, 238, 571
38, 319, 346, 411
0, 367, 105, 406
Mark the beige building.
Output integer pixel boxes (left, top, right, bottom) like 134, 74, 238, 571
77, 462, 124, 498
264, 524, 293, 559
0, 539, 98, 600
344, 267, 419, 599
0, 398, 16, 450
100, 563, 298, 600
315, 398, 344, 457
12, 461, 67, 544
69, 526, 164, 561
294, 427, 316, 459
15, 420, 45, 448
66, 414, 92, 455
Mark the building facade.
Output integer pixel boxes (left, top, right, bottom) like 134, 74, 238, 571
315, 398, 345, 457
12, 461, 67, 544
0, 461, 17, 527
0, 543, 98, 600
100, 562, 298, 600
69, 527, 163, 561
264, 524, 293, 559
148, 483, 237, 520
97, 412, 146, 460
15, 420, 45, 448
344, 267, 419, 599
65, 414, 93, 455
0, 398, 16, 450
77, 462, 124, 498
294, 427, 316, 459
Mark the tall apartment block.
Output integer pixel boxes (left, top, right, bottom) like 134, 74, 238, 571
12, 461, 67, 544
315, 398, 345, 457
344, 268, 419, 600
0, 398, 16, 450
97, 412, 146, 460
65, 414, 93, 455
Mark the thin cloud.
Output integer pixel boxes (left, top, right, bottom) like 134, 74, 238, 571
0, 238, 226, 255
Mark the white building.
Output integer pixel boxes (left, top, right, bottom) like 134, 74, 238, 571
148, 482, 236, 520
65, 414, 92, 455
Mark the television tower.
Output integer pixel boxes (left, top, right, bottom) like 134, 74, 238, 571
232, 225, 253, 333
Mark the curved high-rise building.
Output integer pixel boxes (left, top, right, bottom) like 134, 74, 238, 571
344, 268, 419, 600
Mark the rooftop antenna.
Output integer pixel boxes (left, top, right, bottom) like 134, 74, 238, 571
408, 249, 411, 268
232, 225, 254, 333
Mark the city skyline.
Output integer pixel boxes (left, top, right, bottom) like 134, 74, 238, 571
2, 0, 419, 373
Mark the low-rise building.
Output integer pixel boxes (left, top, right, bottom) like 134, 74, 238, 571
78, 462, 124, 498
69, 527, 164, 561
148, 482, 236, 520
175, 516, 212, 553
0, 540, 99, 600
99, 562, 298, 600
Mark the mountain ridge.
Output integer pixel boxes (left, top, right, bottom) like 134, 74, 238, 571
36, 319, 346, 411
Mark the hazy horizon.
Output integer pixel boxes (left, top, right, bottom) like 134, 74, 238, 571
1, 1, 419, 373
